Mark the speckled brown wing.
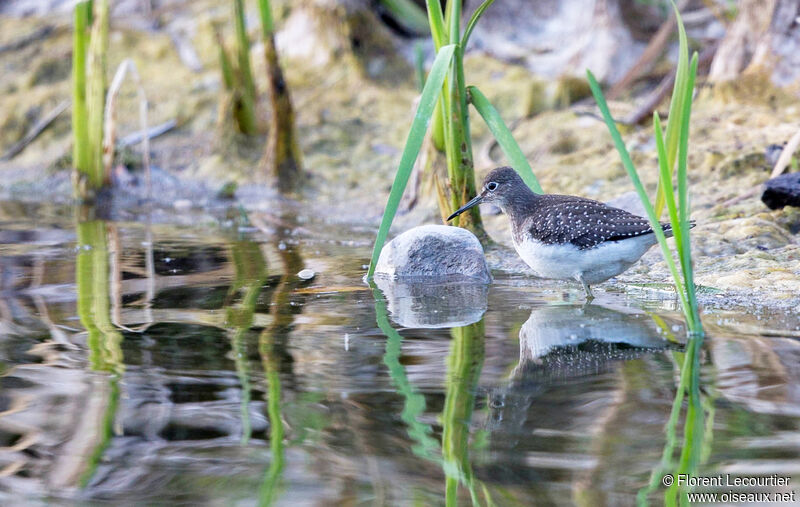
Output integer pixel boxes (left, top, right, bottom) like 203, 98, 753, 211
524, 195, 664, 250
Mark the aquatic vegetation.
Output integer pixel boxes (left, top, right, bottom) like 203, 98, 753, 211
638, 337, 715, 506
258, 0, 303, 191
367, 0, 541, 278
75, 218, 124, 486
76, 219, 124, 373
442, 321, 490, 506
226, 240, 269, 444
72, 0, 110, 198
72, 1, 149, 200
372, 285, 493, 505
218, 0, 259, 135
588, 4, 710, 503
71, 1, 91, 180
587, 2, 702, 336
378, 0, 430, 35
217, 0, 303, 189
85, 0, 109, 193
104, 59, 152, 194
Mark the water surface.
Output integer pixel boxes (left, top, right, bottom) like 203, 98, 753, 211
0, 202, 798, 505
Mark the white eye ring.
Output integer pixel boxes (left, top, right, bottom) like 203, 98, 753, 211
487, 182, 498, 191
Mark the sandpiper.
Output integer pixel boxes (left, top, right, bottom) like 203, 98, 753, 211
448, 167, 678, 300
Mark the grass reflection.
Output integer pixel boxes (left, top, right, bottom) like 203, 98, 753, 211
258, 325, 285, 506
75, 218, 124, 487
638, 334, 715, 506
226, 240, 269, 444
443, 320, 488, 506
77, 220, 123, 374
374, 286, 439, 459
372, 283, 492, 505
257, 233, 304, 506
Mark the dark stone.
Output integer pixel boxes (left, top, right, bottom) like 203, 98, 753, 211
762, 172, 800, 210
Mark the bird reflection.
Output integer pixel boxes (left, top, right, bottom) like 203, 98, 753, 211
489, 302, 680, 438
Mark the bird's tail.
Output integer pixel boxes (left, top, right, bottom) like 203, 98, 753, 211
660, 220, 697, 239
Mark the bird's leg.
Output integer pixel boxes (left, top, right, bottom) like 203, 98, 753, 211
578, 275, 594, 302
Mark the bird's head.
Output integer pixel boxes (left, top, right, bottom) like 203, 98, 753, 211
447, 167, 525, 220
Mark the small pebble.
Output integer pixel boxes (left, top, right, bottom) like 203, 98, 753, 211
297, 268, 315, 280
173, 199, 192, 210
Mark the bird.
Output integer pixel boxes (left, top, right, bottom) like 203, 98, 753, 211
447, 166, 684, 300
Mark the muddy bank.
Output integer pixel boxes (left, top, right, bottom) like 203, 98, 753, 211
0, 1, 798, 311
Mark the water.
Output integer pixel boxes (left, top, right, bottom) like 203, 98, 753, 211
0, 201, 798, 505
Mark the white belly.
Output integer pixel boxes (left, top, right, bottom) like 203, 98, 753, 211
512, 235, 657, 285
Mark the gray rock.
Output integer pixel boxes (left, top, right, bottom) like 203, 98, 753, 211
375, 224, 491, 282
374, 278, 488, 328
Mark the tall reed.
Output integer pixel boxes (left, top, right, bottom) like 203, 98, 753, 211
587, 1, 702, 336
72, 0, 110, 198
258, 0, 303, 191
218, 0, 259, 135
367, 0, 542, 278
85, 0, 109, 189
72, 1, 91, 176
588, 3, 710, 503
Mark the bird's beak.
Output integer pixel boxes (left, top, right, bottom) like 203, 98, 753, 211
447, 192, 484, 221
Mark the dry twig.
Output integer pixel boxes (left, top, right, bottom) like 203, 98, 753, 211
103, 59, 151, 197
1, 101, 69, 160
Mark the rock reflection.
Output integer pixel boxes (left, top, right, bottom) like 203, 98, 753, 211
374, 278, 488, 328
373, 284, 493, 505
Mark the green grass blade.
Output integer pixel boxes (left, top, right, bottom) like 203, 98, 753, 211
72, 1, 90, 178
587, 70, 691, 320
461, 0, 494, 49
444, 0, 461, 46
467, 85, 542, 193
654, 0, 689, 218
425, 0, 446, 49
86, 0, 109, 188
257, 0, 274, 36
233, 0, 256, 103
217, 35, 235, 90
367, 44, 456, 278
379, 0, 430, 35
654, 112, 686, 297
677, 54, 698, 237
677, 53, 699, 317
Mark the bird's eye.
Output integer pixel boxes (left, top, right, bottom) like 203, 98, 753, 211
487, 182, 498, 191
